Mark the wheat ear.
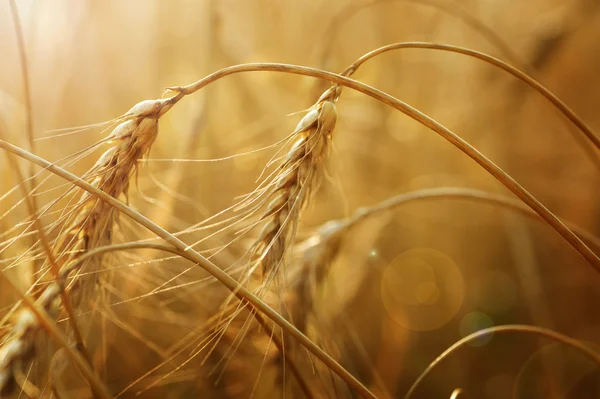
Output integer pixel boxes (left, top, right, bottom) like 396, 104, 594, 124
250, 86, 338, 282
288, 185, 600, 337
0, 97, 173, 396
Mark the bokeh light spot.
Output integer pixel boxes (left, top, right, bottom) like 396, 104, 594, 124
381, 248, 465, 331
415, 281, 440, 305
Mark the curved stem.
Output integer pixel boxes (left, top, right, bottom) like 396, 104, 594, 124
0, 141, 377, 399
0, 142, 92, 366
3, 61, 599, 397
59, 241, 315, 399
346, 187, 600, 251
449, 388, 469, 399
404, 325, 600, 399
340, 42, 600, 154
319, 0, 529, 74
164, 62, 599, 271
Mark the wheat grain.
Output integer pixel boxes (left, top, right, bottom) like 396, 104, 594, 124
249, 86, 339, 283
0, 97, 173, 396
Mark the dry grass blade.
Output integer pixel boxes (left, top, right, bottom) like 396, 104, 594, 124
8, 0, 33, 152
404, 325, 600, 399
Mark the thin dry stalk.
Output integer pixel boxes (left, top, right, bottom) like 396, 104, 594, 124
319, 0, 529, 73
285, 186, 600, 341
166, 63, 600, 271
339, 42, 600, 155
250, 86, 339, 281
3, 57, 597, 399
344, 187, 600, 250
0, 141, 378, 399
405, 325, 600, 399
287, 220, 346, 334
0, 97, 174, 396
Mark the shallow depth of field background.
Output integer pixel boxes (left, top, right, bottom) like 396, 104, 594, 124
1, 0, 600, 398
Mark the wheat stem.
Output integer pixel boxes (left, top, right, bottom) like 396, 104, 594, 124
40, 238, 316, 399
8, 0, 34, 154
0, 97, 176, 395
340, 42, 600, 156
346, 187, 600, 251
320, 0, 529, 73
165, 62, 599, 270
405, 325, 600, 399
8, 0, 88, 357
0, 140, 378, 399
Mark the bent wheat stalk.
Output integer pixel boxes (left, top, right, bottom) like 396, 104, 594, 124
0, 97, 174, 396
0, 140, 378, 399
287, 186, 600, 333
339, 42, 600, 155
2, 59, 597, 399
405, 325, 600, 399
166, 63, 599, 270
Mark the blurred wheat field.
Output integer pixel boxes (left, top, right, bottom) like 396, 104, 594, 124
1, 0, 600, 398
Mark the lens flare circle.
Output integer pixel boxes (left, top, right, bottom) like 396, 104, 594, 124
381, 248, 465, 331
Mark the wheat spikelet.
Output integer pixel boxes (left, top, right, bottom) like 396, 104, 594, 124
250, 86, 339, 282
0, 97, 173, 396
286, 219, 346, 334
205, 86, 340, 398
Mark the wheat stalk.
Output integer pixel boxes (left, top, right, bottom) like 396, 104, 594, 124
405, 325, 600, 399
0, 98, 379, 399
0, 97, 173, 396
166, 62, 599, 270
286, 220, 346, 334
286, 185, 600, 340
249, 86, 339, 283
199, 86, 340, 397
2, 53, 598, 398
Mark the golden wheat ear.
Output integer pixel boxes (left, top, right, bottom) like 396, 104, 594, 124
249, 86, 339, 286
0, 97, 175, 397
